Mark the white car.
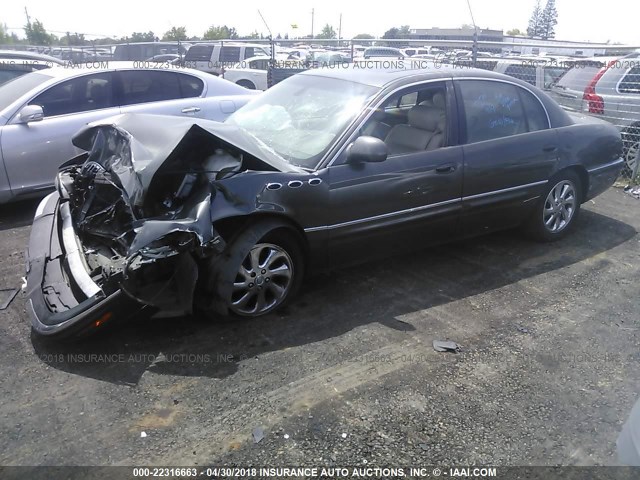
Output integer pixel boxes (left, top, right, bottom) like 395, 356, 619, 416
222, 56, 304, 91
0, 62, 259, 202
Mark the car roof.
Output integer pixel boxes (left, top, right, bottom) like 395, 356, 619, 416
0, 50, 64, 65
17, 61, 213, 80
297, 65, 522, 88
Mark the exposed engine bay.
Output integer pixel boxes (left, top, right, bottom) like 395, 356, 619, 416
59, 115, 283, 314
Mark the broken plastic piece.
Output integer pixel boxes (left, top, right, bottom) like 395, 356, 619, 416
140, 431, 147, 438
433, 340, 460, 353
252, 427, 264, 444
0, 288, 19, 310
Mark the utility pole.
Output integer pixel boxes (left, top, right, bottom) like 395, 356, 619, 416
338, 13, 342, 47
24, 7, 31, 26
311, 8, 314, 39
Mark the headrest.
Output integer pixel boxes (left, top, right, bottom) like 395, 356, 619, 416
408, 105, 445, 132
431, 92, 446, 109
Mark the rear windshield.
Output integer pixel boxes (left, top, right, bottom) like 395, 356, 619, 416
0, 71, 52, 114
557, 65, 601, 90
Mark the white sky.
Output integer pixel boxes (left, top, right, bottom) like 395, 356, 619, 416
2, 0, 640, 45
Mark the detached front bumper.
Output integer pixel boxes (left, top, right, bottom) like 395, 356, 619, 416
25, 192, 143, 338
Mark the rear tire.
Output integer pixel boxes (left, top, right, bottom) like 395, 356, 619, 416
197, 219, 304, 319
524, 171, 582, 242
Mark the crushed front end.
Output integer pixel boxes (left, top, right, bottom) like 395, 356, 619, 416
25, 119, 233, 338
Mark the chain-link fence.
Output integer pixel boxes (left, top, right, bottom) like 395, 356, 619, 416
2, 37, 639, 182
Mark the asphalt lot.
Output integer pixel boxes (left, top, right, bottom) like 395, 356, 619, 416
0, 187, 639, 469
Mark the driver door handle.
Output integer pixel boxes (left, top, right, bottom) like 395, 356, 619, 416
181, 107, 201, 114
435, 163, 457, 174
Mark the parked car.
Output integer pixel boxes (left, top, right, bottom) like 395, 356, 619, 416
113, 42, 189, 61
363, 47, 405, 59
25, 67, 623, 338
548, 57, 621, 113
577, 52, 640, 174
493, 59, 570, 91
183, 43, 271, 75
222, 56, 303, 90
0, 62, 259, 203
145, 54, 182, 64
0, 59, 52, 86
0, 49, 64, 65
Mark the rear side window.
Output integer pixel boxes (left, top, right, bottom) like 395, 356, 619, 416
557, 65, 601, 90
244, 47, 255, 59
30, 73, 115, 117
119, 70, 182, 105
177, 73, 204, 97
185, 45, 214, 62
220, 46, 241, 63
619, 66, 640, 94
504, 65, 537, 86
543, 67, 569, 89
458, 80, 528, 143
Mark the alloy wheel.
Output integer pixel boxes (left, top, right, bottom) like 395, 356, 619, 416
230, 243, 294, 316
543, 180, 577, 234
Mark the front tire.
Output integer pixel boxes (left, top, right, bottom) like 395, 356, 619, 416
525, 172, 582, 242
197, 219, 304, 319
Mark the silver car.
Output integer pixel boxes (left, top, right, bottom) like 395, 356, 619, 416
0, 62, 259, 203
586, 52, 640, 174
550, 53, 640, 174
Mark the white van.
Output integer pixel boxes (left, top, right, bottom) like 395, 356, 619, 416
183, 43, 271, 75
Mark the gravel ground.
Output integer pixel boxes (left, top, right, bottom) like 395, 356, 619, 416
0, 188, 639, 473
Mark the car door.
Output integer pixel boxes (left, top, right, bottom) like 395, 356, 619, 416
0, 72, 119, 196
116, 70, 212, 119
455, 79, 558, 236
323, 81, 464, 267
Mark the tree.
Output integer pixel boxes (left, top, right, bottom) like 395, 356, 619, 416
398, 25, 411, 35
527, 0, 543, 37
0, 23, 10, 43
316, 24, 336, 39
383, 27, 400, 39
506, 28, 524, 36
353, 33, 374, 40
540, 0, 558, 40
61, 32, 86, 46
25, 19, 55, 45
163, 26, 187, 41
203, 25, 238, 40
461, 24, 475, 29
129, 31, 156, 42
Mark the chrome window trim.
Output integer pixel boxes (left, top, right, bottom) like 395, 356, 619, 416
322, 75, 552, 169
304, 180, 547, 233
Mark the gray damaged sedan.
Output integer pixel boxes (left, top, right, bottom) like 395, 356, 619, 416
25, 68, 623, 338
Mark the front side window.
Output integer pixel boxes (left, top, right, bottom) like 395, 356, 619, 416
29, 73, 114, 117
458, 80, 528, 143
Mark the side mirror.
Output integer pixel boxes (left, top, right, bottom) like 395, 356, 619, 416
347, 136, 388, 164
18, 105, 44, 124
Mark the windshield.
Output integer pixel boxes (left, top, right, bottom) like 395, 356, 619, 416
0, 71, 52, 115
226, 75, 379, 168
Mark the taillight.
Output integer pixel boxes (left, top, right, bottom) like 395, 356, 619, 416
583, 60, 615, 114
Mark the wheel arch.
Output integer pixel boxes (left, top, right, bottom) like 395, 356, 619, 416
213, 212, 310, 261
553, 165, 589, 203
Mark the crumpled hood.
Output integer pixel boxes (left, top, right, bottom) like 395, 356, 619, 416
71, 113, 304, 199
